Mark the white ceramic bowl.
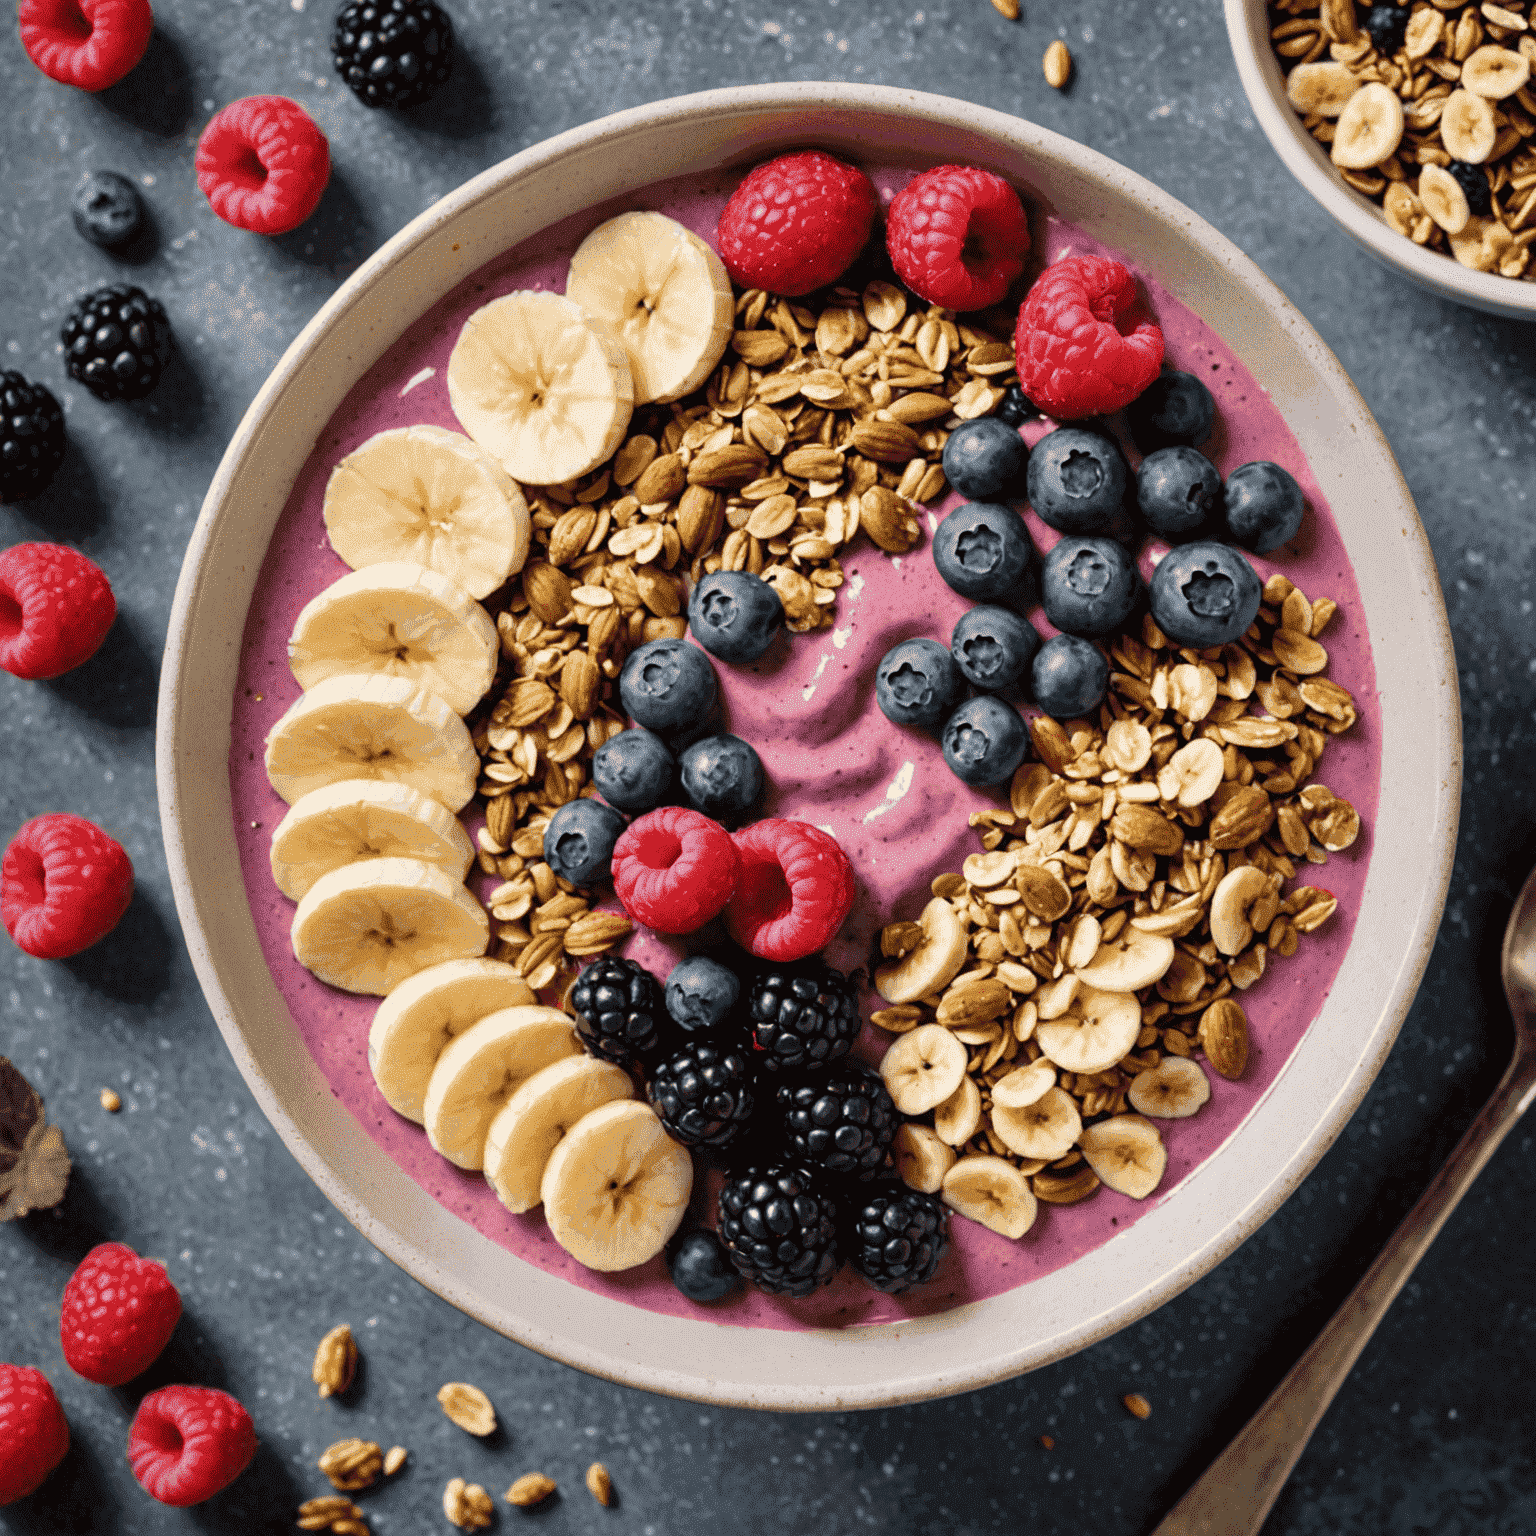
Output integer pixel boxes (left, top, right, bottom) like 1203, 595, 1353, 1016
1226, 0, 1536, 320
158, 83, 1460, 1410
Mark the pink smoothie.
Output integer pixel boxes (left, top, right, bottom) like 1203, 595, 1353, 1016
229, 164, 1379, 1331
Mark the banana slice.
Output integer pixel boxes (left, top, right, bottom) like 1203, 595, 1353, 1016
1330, 81, 1404, 169
540, 1099, 693, 1272
1073, 927, 1174, 993
875, 898, 969, 1005
1078, 1114, 1167, 1199
323, 424, 529, 600
1035, 986, 1142, 1075
271, 778, 475, 903
1285, 61, 1360, 118
1127, 1056, 1211, 1119
484, 1054, 635, 1214
565, 211, 734, 406
288, 562, 498, 717
368, 958, 538, 1124
941, 1155, 1038, 1240
291, 857, 489, 996
1439, 88, 1497, 164
1460, 45, 1529, 101
423, 1005, 582, 1170
991, 1060, 1055, 1110
934, 1074, 982, 1147
893, 1123, 957, 1194
990, 1085, 1082, 1162
447, 290, 634, 487
264, 673, 480, 811
880, 1024, 968, 1115
1416, 164, 1471, 236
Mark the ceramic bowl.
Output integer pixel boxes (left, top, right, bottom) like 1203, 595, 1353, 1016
1225, 0, 1536, 321
158, 82, 1459, 1410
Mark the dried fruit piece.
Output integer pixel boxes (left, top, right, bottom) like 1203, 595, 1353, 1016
0, 1057, 69, 1221
1330, 82, 1404, 168
880, 1025, 968, 1115
312, 1323, 357, 1399
1439, 89, 1497, 163
1210, 865, 1272, 956
941, 1154, 1038, 1238
1460, 45, 1529, 100
1078, 1114, 1167, 1199
1286, 61, 1360, 116
1127, 1056, 1211, 1118
893, 1123, 956, 1192
585, 1463, 615, 1506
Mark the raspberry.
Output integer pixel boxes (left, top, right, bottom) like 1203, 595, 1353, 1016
0, 1364, 70, 1506
60, 1243, 182, 1387
18, 0, 153, 92
127, 1385, 256, 1507
723, 819, 855, 963
0, 543, 116, 681
885, 165, 1031, 312
611, 806, 738, 934
195, 97, 330, 237
3, 813, 134, 960
1014, 254, 1164, 421
716, 151, 878, 297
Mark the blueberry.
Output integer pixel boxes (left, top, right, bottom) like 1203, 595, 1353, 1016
941, 417, 1029, 501
666, 1228, 742, 1303
1361, 3, 1408, 52
932, 501, 1034, 603
592, 727, 676, 813
1040, 536, 1139, 639
1148, 541, 1262, 648
1125, 370, 1216, 453
665, 955, 741, 1033
71, 171, 144, 250
940, 696, 1029, 787
1446, 160, 1492, 218
874, 638, 966, 730
1136, 446, 1221, 540
1222, 461, 1305, 554
950, 605, 1040, 693
542, 798, 627, 885
994, 384, 1041, 427
619, 637, 717, 735
1031, 634, 1108, 718
1026, 428, 1127, 534
679, 733, 764, 820
688, 570, 784, 664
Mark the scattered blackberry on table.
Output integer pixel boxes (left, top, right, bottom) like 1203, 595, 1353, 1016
1360, 3, 1409, 54
332, 0, 455, 110
0, 373, 66, 503
1446, 160, 1493, 219
60, 285, 171, 402
748, 962, 860, 1073
665, 1229, 741, 1303
71, 171, 144, 250
776, 1062, 897, 1180
647, 1036, 757, 1148
846, 1184, 948, 1294
717, 1163, 842, 1298
569, 955, 669, 1068
994, 382, 1041, 427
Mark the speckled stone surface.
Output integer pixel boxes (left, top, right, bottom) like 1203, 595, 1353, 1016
2, 3, 1534, 1533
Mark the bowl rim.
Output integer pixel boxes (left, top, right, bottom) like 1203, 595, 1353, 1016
157, 80, 1461, 1410
1224, 0, 1536, 321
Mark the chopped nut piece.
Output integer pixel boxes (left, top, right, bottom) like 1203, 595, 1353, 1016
311, 1324, 357, 1400
99, 1088, 121, 1112
437, 1381, 497, 1436
585, 1462, 615, 1507
318, 1438, 383, 1492
1043, 39, 1072, 88
383, 1446, 407, 1477
297, 1495, 370, 1534
444, 1477, 495, 1530
506, 1472, 557, 1508
1123, 1392, 1152, 1419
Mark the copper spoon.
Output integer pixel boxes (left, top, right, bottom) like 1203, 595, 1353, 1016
1151, 861, 1536, 1536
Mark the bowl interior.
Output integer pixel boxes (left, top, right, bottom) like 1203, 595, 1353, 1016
158, 83, 1459, 1410
1225, 0, 1536, 321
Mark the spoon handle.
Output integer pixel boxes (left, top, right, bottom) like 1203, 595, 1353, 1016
1150, 1053, 1536, 1536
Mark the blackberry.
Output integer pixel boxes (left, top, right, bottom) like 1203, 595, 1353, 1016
717, 1164, 842, 1298
747, 962, 860, 1073
1447, 160, 1493, 218
569, 955, 668, 1068
647, 1036, 757, 1148
332, 0, 455, 110
1360, 4, 1408, 53
846, 1185, 949, 1295
994, 382, 1041, 427
0, 373, 66, 503
60, 285, 171, 402
776, 1063, 897, 1180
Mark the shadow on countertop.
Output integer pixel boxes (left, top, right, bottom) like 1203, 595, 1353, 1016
272, 167, 377, 280
46, 611, 160, 733
93, 26, 196, 140
60, 887, 176, 1007
396, 46, 501, 143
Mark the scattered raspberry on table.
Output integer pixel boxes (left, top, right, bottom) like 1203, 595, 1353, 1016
886, 164, 1031, 312
60, 1243, 182, 1387
724, 818, 855, 962
0, 542, 116, 681
18, 0, 153, 92
1014, 253, 1164, 420
611, 805, 739, 934
716, 150, 878, 297
2, 813, 134, 960
0, 1363, 70, 1507
128, 1384, 256, 1506
195, 96, 331, 237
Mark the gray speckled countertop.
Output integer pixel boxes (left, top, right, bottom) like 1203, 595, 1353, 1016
3, 3, 1535, 1533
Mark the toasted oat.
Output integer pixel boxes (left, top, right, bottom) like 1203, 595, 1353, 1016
311, 1324, 357, 1400
382, 1445, 407, 1477
99, 1087, 121, 1112
506, 1472, 558, 1507
585, 1462, 616, 1506
1123, 1392, 1152, 1419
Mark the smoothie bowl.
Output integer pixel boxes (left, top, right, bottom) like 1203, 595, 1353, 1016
158, 84, 1458, 1410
